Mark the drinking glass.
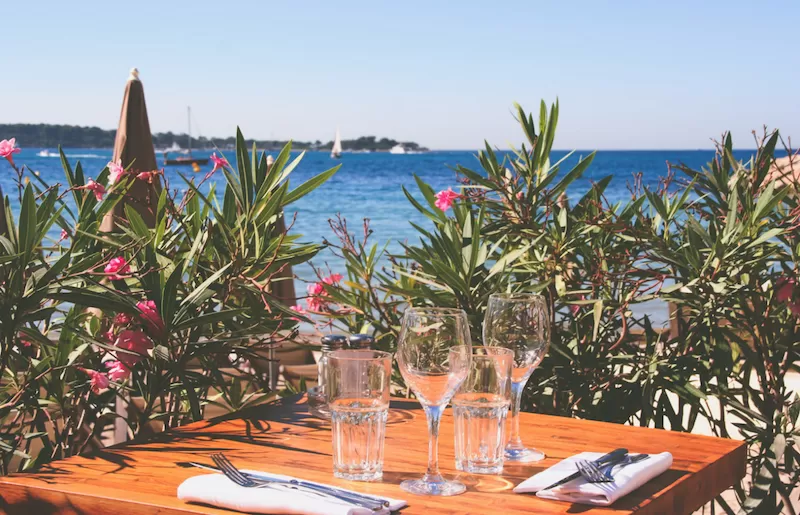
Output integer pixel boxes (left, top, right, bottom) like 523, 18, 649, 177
483, 293, 550, 463
326, 350, 392, 481
396, 307, 471, 496
453, 346, 513, 474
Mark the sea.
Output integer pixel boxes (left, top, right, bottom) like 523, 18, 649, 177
1, 147, 779, 326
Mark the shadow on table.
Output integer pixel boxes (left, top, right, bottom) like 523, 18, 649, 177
13, 395, 424, 483
200, 395, 417, 428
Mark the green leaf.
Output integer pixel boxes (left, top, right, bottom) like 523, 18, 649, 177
592, 300, 603, 341
738, 434, 786, 514
283, 165, 340, 205
124, 205, 151, 239
175, 309, 244, 331
175, 264, 232, 321
18, 184, 37, 261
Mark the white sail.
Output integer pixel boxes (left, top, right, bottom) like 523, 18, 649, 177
331, 128, 343, 158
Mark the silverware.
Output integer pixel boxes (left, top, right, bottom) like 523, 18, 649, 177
601, 453, 650, 480
576, 459, 613, 483
539, 448, 628, 491
579, 453, 653, 483
210, 453, 387, 512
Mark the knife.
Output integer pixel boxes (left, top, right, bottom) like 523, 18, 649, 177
539, 448, 628, 492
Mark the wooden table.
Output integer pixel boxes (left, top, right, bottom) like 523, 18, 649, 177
0, 396, 745, 514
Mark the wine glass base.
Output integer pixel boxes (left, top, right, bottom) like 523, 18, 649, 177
504, 447, 546, 463
400, 478, 466, 496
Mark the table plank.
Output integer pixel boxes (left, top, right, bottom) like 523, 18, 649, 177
0, 396, 745, 515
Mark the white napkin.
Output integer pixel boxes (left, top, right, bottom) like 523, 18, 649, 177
514, 452, 673, 506
178, 470, 406, 515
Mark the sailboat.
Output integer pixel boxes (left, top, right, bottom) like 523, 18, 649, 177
330, 128, 343, 159
164, 107, 209, 166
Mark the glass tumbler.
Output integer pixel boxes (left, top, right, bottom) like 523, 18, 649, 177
326, 349, 392, 481
453, 346, 513, 474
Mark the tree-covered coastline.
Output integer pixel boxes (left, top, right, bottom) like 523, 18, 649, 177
0, 123, 428, 152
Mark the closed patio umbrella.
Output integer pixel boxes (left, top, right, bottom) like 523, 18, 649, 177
271, 214, 296, 305
101, 68, 160, 231
101, 69, 161, 443
265, 155, 297, 306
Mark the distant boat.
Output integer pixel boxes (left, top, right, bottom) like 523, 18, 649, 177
389, 144, 406, 155
38, 149, 104, 159
331, 128, 343, 159
157, 141, 184, 153
164, 107, 209, 166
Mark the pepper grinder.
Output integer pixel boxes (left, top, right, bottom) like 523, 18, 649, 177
348, 334, 375, 350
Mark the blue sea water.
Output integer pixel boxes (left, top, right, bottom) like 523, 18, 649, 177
0, 147, 779, 325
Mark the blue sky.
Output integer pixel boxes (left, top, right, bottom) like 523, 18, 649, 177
4, 1, 799, 149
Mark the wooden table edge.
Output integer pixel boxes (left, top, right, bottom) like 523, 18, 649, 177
0, 395, 749, 515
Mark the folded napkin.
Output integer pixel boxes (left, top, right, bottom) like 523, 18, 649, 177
178, 470, 406, 515
514, 451, 673, 506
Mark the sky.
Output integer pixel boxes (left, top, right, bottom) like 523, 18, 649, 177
4, 1, 799, 150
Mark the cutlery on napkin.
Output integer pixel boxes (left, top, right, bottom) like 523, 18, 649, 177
514, 451, 673, 506
177, 470, 406, 515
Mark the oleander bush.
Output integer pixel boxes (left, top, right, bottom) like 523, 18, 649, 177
2, 102, 799, 513
311, 103, 800, 513
0, 134, 337, 474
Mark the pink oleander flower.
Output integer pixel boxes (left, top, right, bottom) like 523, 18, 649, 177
107, 159, 126, 184
322, 273, 343, 286
776, 277, 796, 303
104, 256, 130, 281
0, 138, 21, 167
135, 169, 162, 183
114, 312, 133, 326
516, 191, 524, 200
305, 282, 328, 312
113, 329, 154, 366
78, 179, 106, 201
59, 229, 69, 242
210, 152, 230, 173
306, 296, 326, 312
79, 368, 110, 394
104, 360, 131, 381
570, 295, 587, 315
434, 188, 460, 211
100, 329, 116, 343
307, 282, 325, 296
290, 304, 307, 321
17, 332, 33, 348
136, 300, 165, 336
776, 277, 800, 318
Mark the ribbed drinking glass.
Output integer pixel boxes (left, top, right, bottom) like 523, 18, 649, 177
453, 346, 513, 474
326, 350, 392, 481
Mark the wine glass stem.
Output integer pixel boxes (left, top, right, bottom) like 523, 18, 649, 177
422, 403, 445, 482
507, 380, 526, 450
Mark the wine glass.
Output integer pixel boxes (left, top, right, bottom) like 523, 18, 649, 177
483, 293, 550, 462
396, 307, 471, 496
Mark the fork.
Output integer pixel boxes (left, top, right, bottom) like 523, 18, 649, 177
578, 453, 652, 483
210, 453, 386, 512
576, 459, 612, 483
